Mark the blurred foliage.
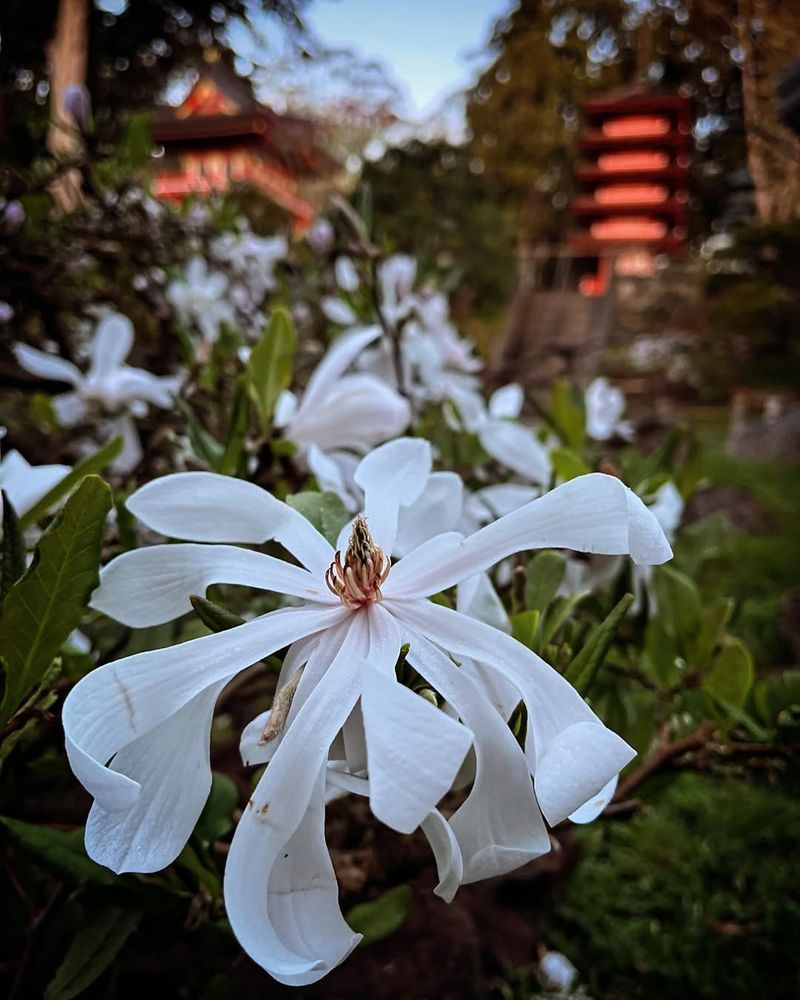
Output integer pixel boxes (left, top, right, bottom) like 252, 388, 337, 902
547, 772, 800, 1000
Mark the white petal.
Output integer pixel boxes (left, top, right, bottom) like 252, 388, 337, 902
91, 543, 333, 627
0, 450, 70, 517
224, 624, 365, 985
335, 256, 360, 292
468, 483, 540, 521
390, 473, 673, 597
293, 376, 410, 454
488, 383, 523, 420
393, 600, 635, 825
63, 604, 345, 814
420, 809, 464, 903
110, 368, 180, 408
456, 572, 510, 633
321, 297, 357, 326
13, 343, 83, 386
355, 437, 432, 551
302, 325, 381, 410
306, 445, 358, 509
109, 414, 142, 473
84, 681, 224, 873
403, 628, 550, 882
52, 392, 89, 426
535, 723, 632, 825
87, 313, 134, 379
393, 472, 463, 557
360, 658, 472, 834
126, 472, 334, 575
383, 532, 463, 600
478, 420, 551, 485
274, 389, 299, 428
650, 481, 684, 539
569, 774, 617, 824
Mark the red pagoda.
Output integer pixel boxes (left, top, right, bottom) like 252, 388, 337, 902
569, 88, 692, 293
151, 61, 340, 232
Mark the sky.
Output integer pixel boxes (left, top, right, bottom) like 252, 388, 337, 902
302, 0, 514, 121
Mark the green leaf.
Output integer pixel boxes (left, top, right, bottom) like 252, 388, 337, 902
565, 593, 634, 695
0, 475, 111, 729
247, 308, 297, 433
190, 594, 245, 632
175, 398, 223, 470
708, 694, 769, 741
19, 437, 121, 529
219, 375, 251, 476
196, 773, 239, 846
1, 490, 26, 602
287, 491, 350, 547
118, 112, 151, 167
511, 609, 540, 649
346, 884, 413, 946
44, 907, 141, 1000
539, 591, 589, 647
550, 379, 585, 450
525, 550, 566, 614
0, 817, 118, 885
550, 447, 590, 482
691, 597, 734, 669
651, 565, 701, 645
705, 639, 754, 709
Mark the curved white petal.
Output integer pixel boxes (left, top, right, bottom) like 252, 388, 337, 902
535, 723, 631, 826
13, 343, 83, 386
110, 368, 181, 408
274, 389, 299, 428
488, 383, 523, 420
393, 472, 463, 557
383, 532, 463, 600
360, 656, 472, 834
84, 681, 224, 873
478, 420, 551, 485
467, 483, 540, 522
355, 437, 432, 552
63, 603, 346, 816
87, 313, 134, 379
306, 445, 358, 509
569, 774, 617, 825
52, 392, 89, 426
389, 473, 672, 598
420, 809, 464, 903
456, 572, 510, 633
335, 256, 359, 292
302, 325, 381, 410
224, 621, 366, 985
404, 628, 550, 882
92, 543, 333, 627
109, 415, 142, 474
126, 472, 334, 575
392, 600, 635, 826
321, 297, 357, 326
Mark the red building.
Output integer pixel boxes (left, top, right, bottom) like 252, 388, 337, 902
570, 88, 692, 293
151, 63, 339, 232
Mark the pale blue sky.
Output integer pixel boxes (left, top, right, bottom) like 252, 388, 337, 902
303, 0, 513, 119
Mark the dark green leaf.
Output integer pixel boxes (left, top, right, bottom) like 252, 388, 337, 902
550, 447, 590, 482
566, 593, 634, 695
346, 884, 413, 946
525, 550, 566, 614
550, 379, 585, 450
286, 491, 350, 547
539, 591, 589, 647
175, 398, 223, 470
651, 565, 701, 645
705, 639, 754, 709
511, 609, 540, 649
20, 437, 120, 529
190, 594, 245, 632
0, 476, 111, 728
1, 490, 26, 602
691, 597, 734, 669
0, 817, 118, 885
247, 308, 297, 433
219, 375, 251, 476
44, 907, 140, 1000
196, 773, 239, 846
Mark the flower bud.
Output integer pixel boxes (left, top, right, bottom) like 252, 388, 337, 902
306, 218, 334, 254
3, 200, 25, 229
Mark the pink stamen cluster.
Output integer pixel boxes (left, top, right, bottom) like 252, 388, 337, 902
325, 515, 390, 609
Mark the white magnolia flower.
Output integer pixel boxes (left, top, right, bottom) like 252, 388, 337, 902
378, 254, 416, 326
211, 230, 287, 305
0, 438, 69, 516
166, 256, 236, 345
63, 440, 670, 985
585, 377, 634, 442
275, 326, 411, 509
13, 313, 181, 473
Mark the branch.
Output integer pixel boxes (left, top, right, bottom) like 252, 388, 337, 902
615, 722, 716, 800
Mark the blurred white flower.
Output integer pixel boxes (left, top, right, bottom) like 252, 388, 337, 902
166, 256, 235, 345
585, 377, 634, 442
632, 480, 684, 614
306, 217, 334, 254
14, 312, 181, 473
65, 439, 669, 984
0, 438, 70, 517
539, 950, 579, 993
334, 256, 359, 292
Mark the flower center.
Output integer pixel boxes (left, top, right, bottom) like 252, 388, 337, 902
325, 515, 390, 609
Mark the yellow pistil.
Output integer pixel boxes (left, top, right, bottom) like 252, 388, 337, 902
325, 515, 390, 609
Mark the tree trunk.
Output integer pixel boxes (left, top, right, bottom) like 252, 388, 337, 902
47, 0, 89, 211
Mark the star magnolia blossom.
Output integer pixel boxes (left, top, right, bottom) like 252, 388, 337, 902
13, 313, 181, 473
63, 439, 671, 985
166, 256, 236, 346
585, 377, 634, 442
274, 326, 411, 509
